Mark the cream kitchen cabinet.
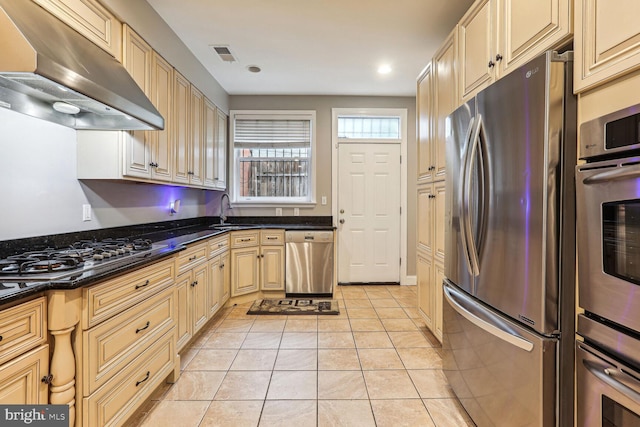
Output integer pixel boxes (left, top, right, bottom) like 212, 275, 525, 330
260, 230, 285, 291
173, 75, 205, 186
204, 99, 228, 190
74, 258, 177, 427
417, 63, 433, 181
78, 28, 176, 184
33, 0, 122, 60
433, 29, 457, 182
416, 181, 446, 342
122, 25, 153, 180
208, 234, 230, 318
230, 230, 285, 297
214, 109, 228, 190
0, 297, 49, 405
175, 242, 208, 351
230, 230, 261, 297
459, 0, 572, 102
417, 29, 456, 183
574, 0, 640, 93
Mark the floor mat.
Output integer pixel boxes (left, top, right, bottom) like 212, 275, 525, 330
247, 298, 340, 315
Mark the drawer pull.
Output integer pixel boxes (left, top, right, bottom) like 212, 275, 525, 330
135, 371, 150, 387
135, 280, 150, 290
135, 321, 151, 334
188, 255, 198, 261
267, 236, 277, 240
240, 238, 251, 242
41, 374, 53, 385
218, 243, 224, 247
0, 335, 3, 342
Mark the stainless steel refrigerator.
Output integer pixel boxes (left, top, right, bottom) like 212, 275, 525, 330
442, 50, 576, 427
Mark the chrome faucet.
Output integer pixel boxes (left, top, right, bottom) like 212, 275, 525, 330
220, 193, 231, 224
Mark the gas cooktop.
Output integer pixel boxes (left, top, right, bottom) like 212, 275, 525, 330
0, 238, 168, 283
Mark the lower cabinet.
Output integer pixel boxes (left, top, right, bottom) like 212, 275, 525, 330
78, 260, 177, 426
175, 247, 208, 352
0, 297, 49, 405
230, 229, 285, 297
0, 345, 49, 404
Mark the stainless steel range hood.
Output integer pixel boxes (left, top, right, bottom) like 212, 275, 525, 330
0, 0, 164, 130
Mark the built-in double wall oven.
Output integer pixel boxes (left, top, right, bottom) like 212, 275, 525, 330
576, 104, 640, 426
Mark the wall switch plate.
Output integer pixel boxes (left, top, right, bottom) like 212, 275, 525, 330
276, 208, 282, 216
321, 196, 327, 205
294, 208, 300, 216
82, 204, 92, 221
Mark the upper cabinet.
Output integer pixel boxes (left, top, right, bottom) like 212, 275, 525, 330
33, 0, 122, 60
416, 63, 433, 181
417, 28, 457, 183
459, 0, 572, 102
76, 24, 228, 191
574, 0, 640, 93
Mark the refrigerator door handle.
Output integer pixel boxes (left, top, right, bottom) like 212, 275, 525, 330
443, 282, 534, 352
464, 115, 482, 276
459, 116, 476, 277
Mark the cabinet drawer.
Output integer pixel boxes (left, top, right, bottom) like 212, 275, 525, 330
176, 243, 208, 275
0, 297, 47, 366
83, 287, 174, 395
83, 329, 175, 427
83, 258, 174, 329
230, 230, 259, 248
0, 344, 49, 405
208, 235, 229, 258
261, 229, 284, 245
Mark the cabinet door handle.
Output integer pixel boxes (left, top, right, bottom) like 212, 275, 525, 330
220, 263, 225, 269
136, 321, 151, 334
135, 280, 150, 290
41, 374, 53, 385
488, 60, 495, 68
136, 371, 150, 387
0, 335, 3, 342
191, 280, 198, 287
428, 194, 436, 199
495, 53, 503, 62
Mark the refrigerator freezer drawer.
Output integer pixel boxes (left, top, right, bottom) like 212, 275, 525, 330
442, 281, 557, 427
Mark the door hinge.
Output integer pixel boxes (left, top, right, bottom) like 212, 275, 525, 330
399, 258, 402, 266
400, 206, 402, 215
400, 155, 402, 164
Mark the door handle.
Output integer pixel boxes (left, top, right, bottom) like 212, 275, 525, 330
443, 283, 534, 352
339, 219, 345, 224
582, 165, 640, 184
581, 353, 640, 401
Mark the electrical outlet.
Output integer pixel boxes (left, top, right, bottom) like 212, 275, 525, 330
294, 208, 300, 216
321, 196, 327, 205
82, 204, 92, 221
276, 208, 282, 216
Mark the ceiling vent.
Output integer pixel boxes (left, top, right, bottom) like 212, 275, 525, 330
211, 46, 237, 62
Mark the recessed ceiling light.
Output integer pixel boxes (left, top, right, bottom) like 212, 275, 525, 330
247, 65, 262, 73
378, 64, 392, 74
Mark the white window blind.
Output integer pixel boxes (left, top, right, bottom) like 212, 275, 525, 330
234, 119, 311, 148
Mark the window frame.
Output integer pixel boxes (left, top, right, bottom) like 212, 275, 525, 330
229, 110, 317, 207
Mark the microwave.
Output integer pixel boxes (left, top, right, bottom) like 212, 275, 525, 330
580, 103, 640, 160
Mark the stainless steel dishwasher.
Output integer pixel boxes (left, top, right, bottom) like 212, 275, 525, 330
285, 231, 334, 297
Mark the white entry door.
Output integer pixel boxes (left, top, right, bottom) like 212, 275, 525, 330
337, 143, 401, 283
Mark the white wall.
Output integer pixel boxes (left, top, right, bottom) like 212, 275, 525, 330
0, 109, 213, 241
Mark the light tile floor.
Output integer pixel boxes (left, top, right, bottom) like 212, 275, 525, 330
130, 285, 475, 427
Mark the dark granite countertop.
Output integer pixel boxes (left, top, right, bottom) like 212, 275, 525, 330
0, 216, 333, 306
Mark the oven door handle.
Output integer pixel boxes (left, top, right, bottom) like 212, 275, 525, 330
581, 351, 640, 401
582, 166, 640, 185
